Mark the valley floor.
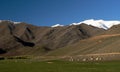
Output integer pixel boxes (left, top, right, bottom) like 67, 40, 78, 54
0, 59, 120, 72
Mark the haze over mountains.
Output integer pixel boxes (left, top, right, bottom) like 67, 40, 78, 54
1, 19, 120, 61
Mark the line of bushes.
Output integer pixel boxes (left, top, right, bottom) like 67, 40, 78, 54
0, 56, 30, 60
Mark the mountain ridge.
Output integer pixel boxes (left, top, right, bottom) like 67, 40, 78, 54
0, 20, 105, 56
52, 19, 120, 30
1, 20, 120, 61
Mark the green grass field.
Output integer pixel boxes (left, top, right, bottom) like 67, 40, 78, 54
0, 60, 120, 72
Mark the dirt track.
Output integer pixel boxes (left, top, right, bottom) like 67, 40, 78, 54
89, 34, 120, 40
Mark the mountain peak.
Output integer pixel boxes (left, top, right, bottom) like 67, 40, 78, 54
52, 19, 120, 30
51, 24, 64, 27
0, 20, 21, 24
78, 19, 120, 29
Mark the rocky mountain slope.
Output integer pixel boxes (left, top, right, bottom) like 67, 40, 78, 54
0, 20, 105, 56
1, 20, 120, 61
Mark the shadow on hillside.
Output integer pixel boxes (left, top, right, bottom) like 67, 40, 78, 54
13, 35, 35, 47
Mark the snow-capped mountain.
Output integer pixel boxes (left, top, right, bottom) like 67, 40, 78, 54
72, 19, 120, 30
1, 19, 120, 58
52, 19, 120, 30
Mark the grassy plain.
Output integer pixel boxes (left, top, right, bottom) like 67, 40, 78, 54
0, 59, 120, 72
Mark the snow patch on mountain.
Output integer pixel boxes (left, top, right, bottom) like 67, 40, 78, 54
77, 19, 120, 29
0, 20, 2, 23
9, 20, 21, 24
13, 22, 21, 24
52, 19, 120, 29
51, 24, 64, 27
0, 20, 21, 24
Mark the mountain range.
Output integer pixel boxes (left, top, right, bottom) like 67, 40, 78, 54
52, 19, 120, 29
1, 19, 120, 61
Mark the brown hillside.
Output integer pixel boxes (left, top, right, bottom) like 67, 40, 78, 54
0, 21, 105, 56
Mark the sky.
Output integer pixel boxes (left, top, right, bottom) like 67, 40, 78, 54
0, 0, 120, 26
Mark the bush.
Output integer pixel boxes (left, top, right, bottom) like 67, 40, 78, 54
7, 56, 28, 59
0, 57, 5, 60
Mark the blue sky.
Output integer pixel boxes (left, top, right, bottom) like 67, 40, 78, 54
0, 0, 120, 26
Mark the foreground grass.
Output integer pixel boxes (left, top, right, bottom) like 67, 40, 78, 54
0, 60, 120, 72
